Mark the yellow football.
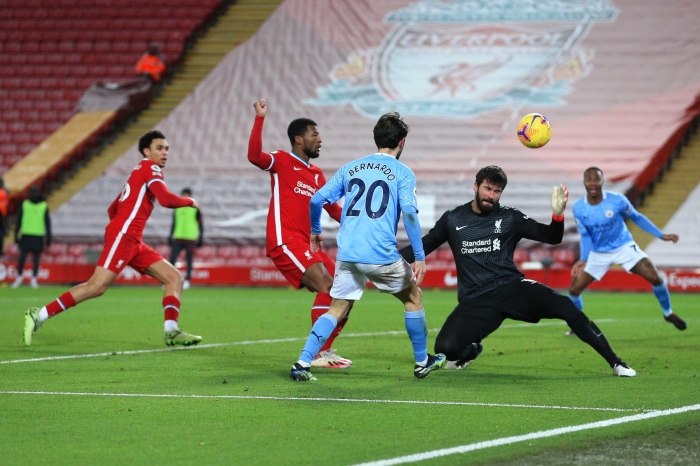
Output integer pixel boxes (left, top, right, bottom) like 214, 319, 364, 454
517, 113, 552, 148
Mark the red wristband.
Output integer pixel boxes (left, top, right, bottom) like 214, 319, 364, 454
552, 213, 565, 222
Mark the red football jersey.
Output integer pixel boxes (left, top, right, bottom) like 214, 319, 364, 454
248, 116, 342, 254
106, 158, 168, 240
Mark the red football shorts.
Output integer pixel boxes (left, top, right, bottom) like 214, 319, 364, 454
97, 229, 164, 274
268, 241, 335, 289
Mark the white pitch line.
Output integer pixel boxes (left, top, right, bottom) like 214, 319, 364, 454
0, 330, 413, 364
0, 390, 644, 413
352, 403, 700, 466
0, 320, 621, 365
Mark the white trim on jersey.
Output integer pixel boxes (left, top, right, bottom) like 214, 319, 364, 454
103, 231, 124, 269
282, 244, 306, 273
264, 153, 275, 171
273, 173, 283, 246
147, 178, 164, 187
120, 184, 148, 234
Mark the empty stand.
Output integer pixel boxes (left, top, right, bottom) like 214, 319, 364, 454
0, 0, 226, 174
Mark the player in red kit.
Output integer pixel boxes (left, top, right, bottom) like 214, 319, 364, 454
23, 131, 203, 347
248, 98, 352, 368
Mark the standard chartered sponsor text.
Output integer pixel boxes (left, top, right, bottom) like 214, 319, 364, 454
462, 238, 492, 254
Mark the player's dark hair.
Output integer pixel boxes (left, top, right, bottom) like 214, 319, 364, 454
373, 111, 410, 149
287, 118, 317, 147
584, 166, 603, 177
138, 130, 166, 156
181, 187, 192, 196
475, 165, 508, 190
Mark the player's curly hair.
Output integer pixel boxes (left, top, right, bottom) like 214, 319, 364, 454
374, 111, 410, 150
475, 165, 508, 189
287, 118, 317, 147
138, 130, 166, 156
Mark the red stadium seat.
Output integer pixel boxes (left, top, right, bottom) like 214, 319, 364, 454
25, 30, 43, 41
64, 89, 84, 100
77, 41, 94, 53
39, 42, 57, 53
35, 100, 51, 111
45, 90, 64, 100
76, 77, 95, 88
58, 41, 76, 53
112, 42, 130, 54
13, 132, 32, 144
1, 111, 20, 122
131, 30, 151, 42
27, 54, 47, 65
39, 110, 58, 122
0, 144, 18, 156
87, 65, 107, 78
60, 31, 81, 42
93, 42, 112, 53
45, 122, 63, 132
58, 110, 73, 121
52, 100, 72, 111
8, 90, 28, 100
16, 100, 34, 111
113, 30, 132, 42
26, 121, 46, 133
53, 65, 72, 77
130, 41, 148, 53
29, 129, 47, 143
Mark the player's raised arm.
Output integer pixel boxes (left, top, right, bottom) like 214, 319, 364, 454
517, 184, 568, 244
248, 99, 275, 171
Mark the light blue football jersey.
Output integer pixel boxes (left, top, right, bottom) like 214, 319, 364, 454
572, 190, 663, 259
316, 153, 420, 264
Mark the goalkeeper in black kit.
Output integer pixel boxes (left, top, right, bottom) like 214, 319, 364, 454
400, 166, 636, 377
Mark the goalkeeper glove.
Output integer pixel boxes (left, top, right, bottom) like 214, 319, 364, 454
551, 184, 568, 217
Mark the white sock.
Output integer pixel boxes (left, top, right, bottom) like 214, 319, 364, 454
38, 307, 49, 322
164, 320, 179, 332
296, 360, 311, 368
416, 356, 428, 366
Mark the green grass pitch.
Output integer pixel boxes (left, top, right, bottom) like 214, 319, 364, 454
1, 285, 698, 465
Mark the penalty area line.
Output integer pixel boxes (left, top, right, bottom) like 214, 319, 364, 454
352, 403, 700, 466
0, 390, 643, 413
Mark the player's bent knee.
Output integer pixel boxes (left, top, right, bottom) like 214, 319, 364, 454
566, 311, 589, 329
435, 336, 468, 361
89, 283, 109, 298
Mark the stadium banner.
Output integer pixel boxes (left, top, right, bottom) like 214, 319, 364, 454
2, 261, 699, 292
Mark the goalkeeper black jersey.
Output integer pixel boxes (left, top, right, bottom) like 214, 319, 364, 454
400, 201, 564, 301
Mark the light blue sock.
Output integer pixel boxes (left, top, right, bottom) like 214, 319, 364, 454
299, 314, 338, 364
652, 282, 673, 316
404, 309, 428, 364
568, 293, 584, 311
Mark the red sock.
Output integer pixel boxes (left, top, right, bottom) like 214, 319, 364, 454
163, 295, 180, 322
46, 292, 77, 317
311, 292, 349, 353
